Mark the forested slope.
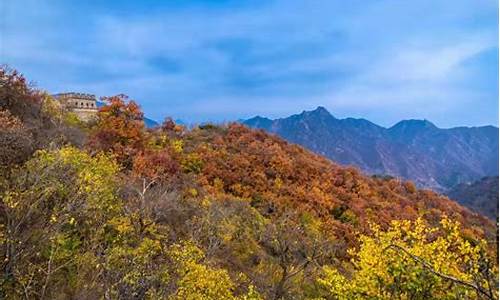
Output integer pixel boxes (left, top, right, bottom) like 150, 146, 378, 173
0, 68, 497, 299
447, 176, 499, 221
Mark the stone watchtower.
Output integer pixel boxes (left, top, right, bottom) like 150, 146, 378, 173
52, 92, 98, 121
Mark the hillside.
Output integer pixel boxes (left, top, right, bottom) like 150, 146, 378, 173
187, 124, 494, 236
0, 68, 497, 299
244, 107, 499, 192
447, 176, 499, 221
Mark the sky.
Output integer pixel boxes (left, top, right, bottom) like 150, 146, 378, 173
1, 0, 498, 127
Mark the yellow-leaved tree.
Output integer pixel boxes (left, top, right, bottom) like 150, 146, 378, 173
168, 240, 262, 300
1, 146, 121, 298
316, 217, 498, 300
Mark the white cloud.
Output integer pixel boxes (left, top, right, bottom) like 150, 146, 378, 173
366, 36, 496, 82
1, 0, 497, 127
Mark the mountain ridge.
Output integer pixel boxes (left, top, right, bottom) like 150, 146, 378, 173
246, 107, 497, 131
243, 106, 499, 191
1, 66, 497, 298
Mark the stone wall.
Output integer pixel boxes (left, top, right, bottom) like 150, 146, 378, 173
53, 92, 98, 120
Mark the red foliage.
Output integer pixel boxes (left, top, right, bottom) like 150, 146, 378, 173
184, 123, 495, 243
132, 149, 179, 182
0, 110, 33, 166
0, 67, 43, 123
87, 94, 146, 168
86, 98, 495, 248
161, 117, 176, 131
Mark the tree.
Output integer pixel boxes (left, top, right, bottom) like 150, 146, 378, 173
87, 94, 146, 169
168, 240, 261, 300
0, 67, 41, 121
104, 217, 170, 299
0, 110, 33, 167
0, 147, 120, 299
316, 217, 498, 299
0, 67, 85, 162
257, 211, 336, 300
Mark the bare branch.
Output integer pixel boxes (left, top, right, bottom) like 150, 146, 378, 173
385, 244, 494, 300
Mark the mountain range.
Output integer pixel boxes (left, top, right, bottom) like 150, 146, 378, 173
244, 107, 499, 192
2, 66, 497, 298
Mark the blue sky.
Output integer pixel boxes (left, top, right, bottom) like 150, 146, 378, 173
1, 0, 498, 127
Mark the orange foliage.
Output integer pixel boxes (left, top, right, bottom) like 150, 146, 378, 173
183, 123, 494, 243
132, 149, 179, 182
87, 94, 146, 168
86, 100, 495, 249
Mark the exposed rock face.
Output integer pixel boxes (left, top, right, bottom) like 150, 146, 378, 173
244, 107, 498, 192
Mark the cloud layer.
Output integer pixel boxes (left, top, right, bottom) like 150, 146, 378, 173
2, 0, 498, 127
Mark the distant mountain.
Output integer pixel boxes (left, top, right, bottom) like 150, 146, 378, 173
447, 176, 499, 221
144, 117, 159, 128
243, 107, 499, 191
174, 119, 186, 126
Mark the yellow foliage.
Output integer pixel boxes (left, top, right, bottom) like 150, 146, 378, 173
316, 217, 497, 299
41, 94, 63, 120
168, 241, 262, 300
274, 177, 283, 190
171, 139, 184, 153
188, 188, 198, 197
182, 152, 204, 173
63, 111, 84, 127
106, 237, 170, 297
213, 177, 225, 193
32, 146, 120, 214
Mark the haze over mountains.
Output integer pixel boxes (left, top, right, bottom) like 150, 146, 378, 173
244, 107, 499, 192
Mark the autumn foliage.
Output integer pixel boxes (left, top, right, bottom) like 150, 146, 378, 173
0, 67, 497, 299
87, 94, 146, 168
187, 123, 494, 240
